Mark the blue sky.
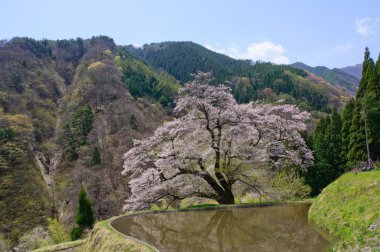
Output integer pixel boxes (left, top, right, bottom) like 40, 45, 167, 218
1, 0, 380, 68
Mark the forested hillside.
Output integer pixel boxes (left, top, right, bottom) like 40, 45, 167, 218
133, 42, 351, 111
340, 64, 362, 80
292, 62, 360, 95
0, 37, 352, 246
0, 37, 170, 245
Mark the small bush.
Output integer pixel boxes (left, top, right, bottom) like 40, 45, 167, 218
15, 227, 50, 251
71, 187, 95, 240
0, 234, 12, 252
47, 218, 70, 244
150, 199, 174, 210
70, 227, 82, 241
271, 169, 311, 200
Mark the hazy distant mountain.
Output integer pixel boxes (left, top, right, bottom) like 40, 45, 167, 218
292, 62, 359, 95
340, 64, 362, 80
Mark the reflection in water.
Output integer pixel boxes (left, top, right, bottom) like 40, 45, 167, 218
112, 204, 332, 252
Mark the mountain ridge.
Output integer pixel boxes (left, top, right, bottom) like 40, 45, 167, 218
291, 62, 360, 95
128, 41, 351, 111
339, 64, 362, 80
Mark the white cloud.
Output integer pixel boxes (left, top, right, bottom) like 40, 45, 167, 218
205, 44, 226, 54
239, 41, 290, 64
205, 41, 290, 64
205, 44, 213, 50
334, 43, 354, 51
355, 17, 380, 36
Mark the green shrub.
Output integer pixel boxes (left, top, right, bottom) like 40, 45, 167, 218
70, 227, 82, 241
76, 187, 95, 229
71, 187, 95, 240
0, 233, 12, 252
47, 218, 70, 244
271, 169, 311, 200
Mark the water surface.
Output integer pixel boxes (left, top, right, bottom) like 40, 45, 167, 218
112, 203, 332, 252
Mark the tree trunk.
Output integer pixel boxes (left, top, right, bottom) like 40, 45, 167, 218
216, 188, 235, 204
364, 118, 373, 170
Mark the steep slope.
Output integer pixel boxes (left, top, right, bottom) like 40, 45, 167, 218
0, 40, 64, 241
0, 37, 173, 243
292, 62, 359, 95
340, 64, 362, 80
53, 37, 170, 228
309, 169, 380, 250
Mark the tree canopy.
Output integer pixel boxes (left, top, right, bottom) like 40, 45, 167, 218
122, 72, 313, 210
306, 48, 380, 196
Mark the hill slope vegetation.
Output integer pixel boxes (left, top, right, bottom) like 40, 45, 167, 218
292, 62, 360, 95
134, 42, 350, 111
309, 169, 380, 250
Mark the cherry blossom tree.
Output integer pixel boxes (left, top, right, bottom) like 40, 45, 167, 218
122, 72, 313, 210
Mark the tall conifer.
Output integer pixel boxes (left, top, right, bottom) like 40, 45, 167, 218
348, 48, 372, 164
341, 99, 355, 166
364, 54, 380, 160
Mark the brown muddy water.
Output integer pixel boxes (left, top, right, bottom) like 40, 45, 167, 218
111, 203, 333, 252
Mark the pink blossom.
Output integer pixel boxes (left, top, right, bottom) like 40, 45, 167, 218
122, 72, 313, 210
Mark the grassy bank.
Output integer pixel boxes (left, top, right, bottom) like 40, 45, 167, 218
33, 239, 86, 252
309, 169, 380, 250
32, 218, 156, 252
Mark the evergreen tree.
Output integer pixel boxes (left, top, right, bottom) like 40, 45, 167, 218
341, 99, 355, 167
326, 109, 345, 170
71, 187, 95, 240
348, 48, 374, 165
90, 147, 101, 166
307, 117, 330, 195
61, 104, 94, 160
364, 54, 380, 160
348, 98, 368, 164
76, 187, 94, 229
129, 114, 138, 130
356, 47, 371, 98
307, 111, 345, 195
71, 104, 94, 146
